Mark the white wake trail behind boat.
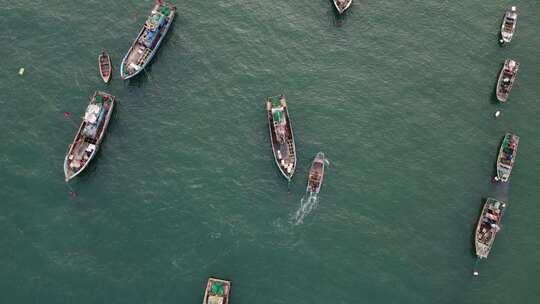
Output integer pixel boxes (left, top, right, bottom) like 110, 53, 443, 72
292, 192, 319, 225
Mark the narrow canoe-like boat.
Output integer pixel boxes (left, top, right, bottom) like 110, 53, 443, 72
475, 198, 506, 259
500, 6, 517, 44
496, 59, 519, 102
332, 0, 353, 14
306, 152, 325, 194
202, 278, 231, 304
64, 91, 115, 181
266, 95, 297, 181
495, 133, 519, 183
120, 1, 176, 80
98, 50, 112, 83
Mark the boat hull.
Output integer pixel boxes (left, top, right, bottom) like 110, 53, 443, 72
99, 51, 112, 83
496, 133, 519, 183
203, 278, 230, 304
266, 95, 297, 181
307, 152, 325, 194
120, 3, 176, 80
64, 91, 115, 181
500, 7, 517, 44
475, 198, 506, 259
332, 0, 352, 14
495, 59, 519, 102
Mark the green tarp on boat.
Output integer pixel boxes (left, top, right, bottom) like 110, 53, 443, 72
211, 282, 224, 296
273, 110, 283, 123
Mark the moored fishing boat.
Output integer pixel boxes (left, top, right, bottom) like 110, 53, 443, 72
332, 0, 353, 14
495, 133, 519, 183
475, 198, 506, 259
500, 6, 517, 44
266, 95, 296, 181
98, 50, 112, 83
306, 152, 325, 194
120, 1, 176, 80
495, 59, 519, 102
64, 91, 115, 181
202, 278, 231, 304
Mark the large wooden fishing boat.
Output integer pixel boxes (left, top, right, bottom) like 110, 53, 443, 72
266, 95, 296, 181
98, 50, 112, 83
495, 133, 519, 183
202, 278, 231, 304
120, 1, 176, 80
64, 91, 115, 181
306, 152, 325, 194
496, 59, 519, 102
500, 6, 517, 44
475, 198, 506, 259
332, 0, 353, 14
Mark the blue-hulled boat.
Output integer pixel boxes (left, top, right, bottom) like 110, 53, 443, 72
120, 1, 176, 80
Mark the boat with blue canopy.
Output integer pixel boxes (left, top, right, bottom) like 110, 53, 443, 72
120, 1, 176, 80
495, 133, 519, 183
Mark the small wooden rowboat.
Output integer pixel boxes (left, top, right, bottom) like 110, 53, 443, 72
306, 152, 325, 194
332, 0, 353, 14
98, 51, 112, 83
203, 278, 231, 304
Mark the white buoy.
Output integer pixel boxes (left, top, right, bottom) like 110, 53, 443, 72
18, 68, 25, 75
499, 39, 504, 44
495, 110, 501, 118
473, 271, 479, 276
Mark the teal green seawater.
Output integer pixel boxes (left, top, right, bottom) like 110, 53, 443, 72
1, 0, 540, 303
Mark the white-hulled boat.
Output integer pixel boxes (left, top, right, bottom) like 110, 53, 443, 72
495, 133, 519, 183
496, 59, 519, 103
500, 6, 517, 44
266, 95, 297, 181
120, 1, 176, 80
332, 0, 352, 14
64, 91, 115, 181
475, 198, 506, 259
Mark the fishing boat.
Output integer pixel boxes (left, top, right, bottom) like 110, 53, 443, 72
500, 6, 517, 44
475, 198, 506, 259
332, 0, 353, 14
495, 133, 519, 183
98, 50, 112, 83
64, 91, 115, 181
306, 152, 325, 194
495, 59, 519, 102
202, 278, 231, 304
120, 1, 176, 80
266, 95, 296, 181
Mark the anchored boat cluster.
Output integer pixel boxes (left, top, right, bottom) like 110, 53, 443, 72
473, 7, 521, 270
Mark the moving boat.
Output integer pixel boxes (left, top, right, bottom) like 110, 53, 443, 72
332, 0, 353, 14
306, 152, 325, 194
98, 50, 112, 83
495, 59, 519, 102
495, 133, 519, 183
475, 198, 506, 259
64, 91, 115, 181
266, 95, 296, 181
120, 1, 176, 80
500, 6, 517, 44
203, 278, 231, 304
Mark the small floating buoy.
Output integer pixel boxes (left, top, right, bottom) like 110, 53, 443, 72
18, 68, 25, 75
494, 110, 501, 118
473, 271, 479, 276
499, 39, 504, 44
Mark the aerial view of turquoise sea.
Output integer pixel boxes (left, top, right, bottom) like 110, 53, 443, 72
1, 0, 539, 303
